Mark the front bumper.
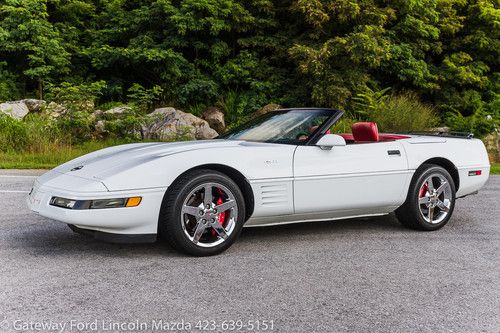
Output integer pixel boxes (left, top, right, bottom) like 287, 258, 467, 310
27, 177, 167, 236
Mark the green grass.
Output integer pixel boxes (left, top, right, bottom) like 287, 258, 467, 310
490, 163, 500, 175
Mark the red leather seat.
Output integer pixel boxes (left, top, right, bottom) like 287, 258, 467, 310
352, 122, 379, 143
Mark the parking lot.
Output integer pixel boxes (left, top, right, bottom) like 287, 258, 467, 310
0, 171, 498, 332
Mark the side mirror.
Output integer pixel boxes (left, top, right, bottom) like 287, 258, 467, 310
315, 134, 346, 150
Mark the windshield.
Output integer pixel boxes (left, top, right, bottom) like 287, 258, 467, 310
221, 109, 336, 145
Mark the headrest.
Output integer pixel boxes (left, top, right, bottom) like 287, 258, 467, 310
352, 122, 379, 142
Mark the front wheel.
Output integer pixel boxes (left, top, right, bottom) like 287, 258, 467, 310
396, 164, 456, 231
159, 169, 245, 256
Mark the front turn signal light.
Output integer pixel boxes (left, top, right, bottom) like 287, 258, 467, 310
50, 196, 143, 209
126, 197, 142, 207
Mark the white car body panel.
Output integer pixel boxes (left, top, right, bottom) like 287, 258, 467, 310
27, 134, 490, 236
399, 137, 490, 197
293, 141, 410, 214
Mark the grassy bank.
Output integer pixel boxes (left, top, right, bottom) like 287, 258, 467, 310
491, 163, 500, 175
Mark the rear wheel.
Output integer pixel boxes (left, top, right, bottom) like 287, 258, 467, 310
159, 169, 245, 256
396, 164, 456, 231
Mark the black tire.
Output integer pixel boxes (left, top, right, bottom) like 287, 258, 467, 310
158, 169, 245, 256
396, 164, 456, 231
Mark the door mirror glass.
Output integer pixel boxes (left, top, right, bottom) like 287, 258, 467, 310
315, 134, 346, 150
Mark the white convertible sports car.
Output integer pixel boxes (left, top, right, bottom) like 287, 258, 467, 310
27, 108, 490, 256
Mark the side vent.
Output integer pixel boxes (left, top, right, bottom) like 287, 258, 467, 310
259, 183, 288, 206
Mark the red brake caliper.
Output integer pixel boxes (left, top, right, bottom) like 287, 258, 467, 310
211, 189, 227, 236
419, 182, 429, 202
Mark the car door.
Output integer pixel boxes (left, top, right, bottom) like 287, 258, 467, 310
293, 141, 411, 218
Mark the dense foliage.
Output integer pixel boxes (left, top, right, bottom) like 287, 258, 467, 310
0, 0, 498, 135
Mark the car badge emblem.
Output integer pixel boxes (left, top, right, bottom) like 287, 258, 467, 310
71, 166, 84, 171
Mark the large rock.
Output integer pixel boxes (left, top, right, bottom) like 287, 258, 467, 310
44, 102, 68, 118
0, 101, 30, 119
431, 127, 450, 133
484, 132, 499, 163
202, 106, 225, 133
104, 105, 132, 115
251, 103, 281, 118
95, 120, 107, 135
144, 107, 218, 140
22, 99, 46, 113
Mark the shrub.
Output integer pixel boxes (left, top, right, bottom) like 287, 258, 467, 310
370, 93, 439, 132
218, 90, 267, 129
177, 78, 218, 108
0, 114, 30, 151
0, 113, 65, 153
127, 84, 164, 112
101, 107, 149, 139
57, 110, 95, 143
23, 114, 66, 151
351, 86, 391, 119
445, 110, 498, 138
330, 117, 357, 133
45, 81, 107, 111
185, 103, 207, 117
352, 87, 439, 132
219, 90, 246, 127
98, 101, 126, 111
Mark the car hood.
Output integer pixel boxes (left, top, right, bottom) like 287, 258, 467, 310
52, 139, 260, 182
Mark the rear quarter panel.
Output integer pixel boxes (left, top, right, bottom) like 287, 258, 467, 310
400, 137, 490, 197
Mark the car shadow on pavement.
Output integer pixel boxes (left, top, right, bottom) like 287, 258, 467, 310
11, 221, 180, 257
12, 213, 405, 257
239, 213, 404, 240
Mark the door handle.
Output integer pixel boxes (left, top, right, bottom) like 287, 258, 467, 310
387, 150, 401, 156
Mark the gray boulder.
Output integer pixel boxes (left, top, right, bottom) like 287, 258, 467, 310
251, 103, 281, 119
104, 105, 132, 115
484, 133, 499, 163
431, 127, 451, 133
202, 106, 225, 133
144, 107, 218, 140
0, 101, 30, 119
44, 102, 68, 118
22, 99, 46, 113
95, 120, 107, 135
90, 109, 103, 123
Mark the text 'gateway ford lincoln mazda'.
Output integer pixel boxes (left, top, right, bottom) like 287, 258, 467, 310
27, 108, 490, 256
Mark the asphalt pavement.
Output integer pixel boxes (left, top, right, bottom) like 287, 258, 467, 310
0, 171, 498, 333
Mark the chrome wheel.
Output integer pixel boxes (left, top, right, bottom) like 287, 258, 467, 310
181, 182, 237, 248
417, 173, 452, 224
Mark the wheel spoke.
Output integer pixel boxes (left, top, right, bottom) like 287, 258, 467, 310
436, 182, 447, 195
419, 196, 430, 205
192, 221, 206, 244
182, 205, 201, 217
211, 221, 228, 240
426, 177, 435, 192
204, 185, 213, 207
214, 200, 236, 213
428, 206, 434, 223
437, 200, 450, 212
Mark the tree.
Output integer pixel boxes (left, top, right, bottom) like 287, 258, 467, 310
0, 0, 71, 99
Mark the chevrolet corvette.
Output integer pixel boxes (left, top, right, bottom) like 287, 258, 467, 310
27, 108, 490, 255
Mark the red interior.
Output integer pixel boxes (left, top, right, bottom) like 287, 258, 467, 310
338, 122, 409, 143
352, 122, 379, 142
